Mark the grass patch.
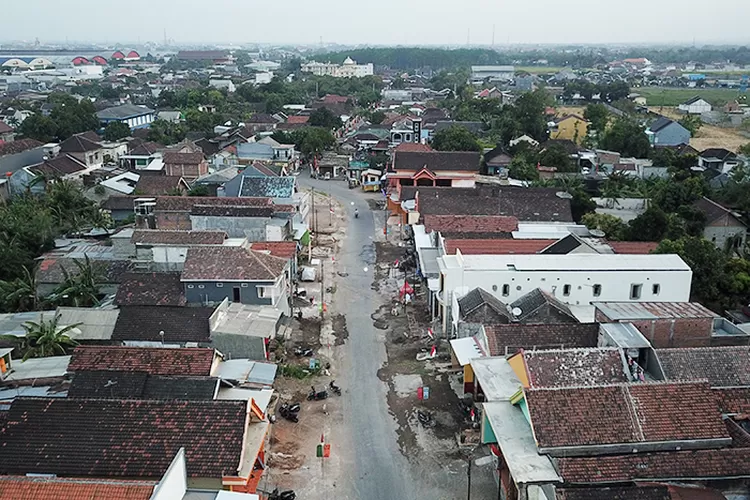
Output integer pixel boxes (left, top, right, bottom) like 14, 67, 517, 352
279, 364, 321, 379
637, 87, 743, 107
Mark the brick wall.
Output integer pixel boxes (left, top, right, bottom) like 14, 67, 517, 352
156, 211, 192, 230
598, 315, 713, 348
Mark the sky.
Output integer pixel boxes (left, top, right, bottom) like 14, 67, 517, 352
3, 0, 750, 47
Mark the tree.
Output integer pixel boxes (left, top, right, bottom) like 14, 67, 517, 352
294, 127, 336, 156
103, 121, 131, 141
678, 114, 703, 136
0, 266, 40, 312
49, 256, 103, 307
512, 89, 551, 141
599, 118, 651, 158
369, 110, 386, 125
507, 156, 539, 181
538, 144, 574, 172
626, 206, 669, 241
654, 237, 727, 307
309, 107, 342, 130
100, 86, 120, 99
581, 213, 627, 240
18, 114, 58, 142
188, 185, 209, 197
147, 119, 186, 145
584, 103, 609, 135
2, 314, 80, 361
739, 143, 750, 156
431, 126, 482, 152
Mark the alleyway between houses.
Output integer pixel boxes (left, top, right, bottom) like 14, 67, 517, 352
264, 174, 495, 500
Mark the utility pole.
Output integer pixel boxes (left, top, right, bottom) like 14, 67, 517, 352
328, 192, 332, 226
467, 454, 472, 500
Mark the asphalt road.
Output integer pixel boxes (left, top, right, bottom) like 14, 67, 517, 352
298, 174, 417, 500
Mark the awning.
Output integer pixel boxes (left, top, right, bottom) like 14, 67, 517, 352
483, 401, 562, 485
450, 336, 485, 366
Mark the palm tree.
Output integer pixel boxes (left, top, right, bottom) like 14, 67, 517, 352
2, 314, 80, 361
0, 266, 40, 312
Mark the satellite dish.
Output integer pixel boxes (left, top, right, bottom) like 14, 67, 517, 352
511, 307, 522, 317
590, 229, 606, 238
556, 191, 573, 199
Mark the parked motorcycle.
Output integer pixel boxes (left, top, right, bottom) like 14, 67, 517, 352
329, 380, 342, 396
294, 346, 314, 357
269, 488, 297, 500
307, 385, 329, 401
417, 409, 435, 428
278, 403, 299, 423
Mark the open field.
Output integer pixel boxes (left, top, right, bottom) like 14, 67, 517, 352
636, 87, 744, 107
651, 107, 750, 152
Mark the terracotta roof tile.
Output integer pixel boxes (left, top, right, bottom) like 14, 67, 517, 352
115, 272, 186, 306
556, 486, 670, 500
0, 138, 43, 156
162, 151, 204, 165
394, 142, 433, 152
134, 175, 186, 195
657, 347, 750, 387
68, 346, 216, 376
0, 120, 13, 134
0, 476, 156, 500
526, 381, 728, 449
714, 387, 750, 414
484, 323, 599, 356
523, 348, 629, 388
156, 196, 271, 211
112, 306, 213, 343
558, 448, 750, 483
250, 241, 298, 260
393, 151, 480, 172
445, 239, 551, 255
0, 398, 246, 478
182, 246, 287, 281
607, 241, 658, 254
131, 230, 227, 245
424, 215, 519, 234
286, 115, 310, 124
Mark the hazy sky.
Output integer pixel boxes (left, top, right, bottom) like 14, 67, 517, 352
3, 0, 750, 46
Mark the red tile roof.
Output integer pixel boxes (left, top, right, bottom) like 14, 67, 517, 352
250, 241, 297, 260
0, 398, 247, 478
423, 215, 519, 234
0, 476, 156, 500
394, 142, 433, 153
445, 239, 551, 255
714, 387, 750, 414
526, 382, 728, 449
162, 151, 204, 165
557, 448, 750, 484
656, 346, 750, 387
556, 486, 670, 500
484, 323, 599, 356
182, 246, 288, 281
286, 115, 310, 124
607, 241, 658, 254
131, 229, 227, 245
522, 348, 629, 388
68, 346, 216, 376
0, 121, 13, 134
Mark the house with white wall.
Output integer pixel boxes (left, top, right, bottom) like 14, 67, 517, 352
678, 96, 712, 114
435, 252, 692, 332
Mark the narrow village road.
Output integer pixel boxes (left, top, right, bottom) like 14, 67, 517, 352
298, 175, 417, 500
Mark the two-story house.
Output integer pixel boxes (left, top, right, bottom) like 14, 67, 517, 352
162, 148, 208, 181
550, 114, 589, 144
96, 103, 155, 130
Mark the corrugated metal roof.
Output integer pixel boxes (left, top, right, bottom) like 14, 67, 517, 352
594, 302, 719, 320
56, 307, 119, 340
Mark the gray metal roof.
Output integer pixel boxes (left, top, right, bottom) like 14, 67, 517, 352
96, 103, 155, 120
600, 322, 651, 349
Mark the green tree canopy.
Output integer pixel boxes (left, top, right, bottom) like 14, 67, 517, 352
584, 103, 609, 134
431, 126, 482, 152
1, 314, 80, 361
539, 144, 574, 172
102, 121, 131, 141
581, 212, 627, 240
309, 107, 343, 129
507, 156, 539, 181
599, 118, 651, 158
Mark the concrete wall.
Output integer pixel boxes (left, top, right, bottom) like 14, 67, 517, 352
184, 280, 276, 306
704, 215, 746, 251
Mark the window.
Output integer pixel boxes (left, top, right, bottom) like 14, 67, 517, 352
593, 284, 602, 297
241, 283, 249, 288
258, 287, 266, 298
652, 284, 660, 295
563, 284, 571, 296
198, 284, 205, 289
502, 284, 510, 297
492, 285, 497, 292
216, 283, 224, 288
630, 284, 642, 300
187, 284, 194, 289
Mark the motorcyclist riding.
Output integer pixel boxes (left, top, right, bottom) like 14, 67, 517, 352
354, 208, 359, 218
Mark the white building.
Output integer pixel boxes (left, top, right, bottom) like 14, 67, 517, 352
209, 78, 236, 93
436, 252, 692, 332
254, 71, 273, 85
678, 96, 712, 114
471, 65, 515, 82
301, 57, 374, 78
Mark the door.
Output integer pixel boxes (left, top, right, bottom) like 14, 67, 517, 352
233, 287, 241, 303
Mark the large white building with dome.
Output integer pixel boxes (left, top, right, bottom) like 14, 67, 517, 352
301, 56, 374, 78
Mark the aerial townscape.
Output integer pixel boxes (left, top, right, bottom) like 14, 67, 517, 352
1, 3, 750, 500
